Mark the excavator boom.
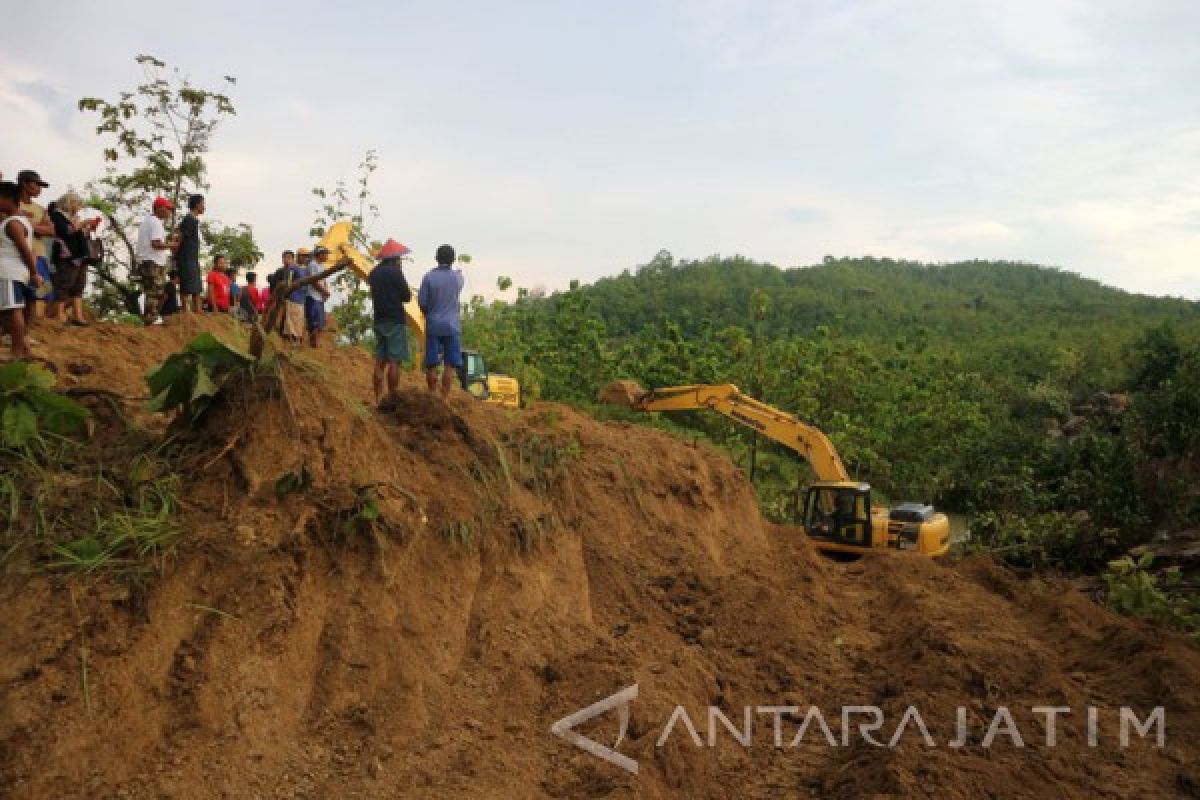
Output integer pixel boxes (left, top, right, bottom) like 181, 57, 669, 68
317, 222, 426, 355
603, 381, 850, 482
601, 380, 951, 557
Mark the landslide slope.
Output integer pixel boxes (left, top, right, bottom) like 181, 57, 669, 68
0, 317, 1197, 800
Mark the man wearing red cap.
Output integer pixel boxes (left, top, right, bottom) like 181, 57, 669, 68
136, 196, 178, 324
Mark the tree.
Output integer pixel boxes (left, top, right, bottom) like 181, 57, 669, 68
79, 54, 240, 315
310, 150, 382, 343
202, 222, 263, 268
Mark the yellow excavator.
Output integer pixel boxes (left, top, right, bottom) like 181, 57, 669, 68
317, 222, 520, 408
601, 381, 950, 557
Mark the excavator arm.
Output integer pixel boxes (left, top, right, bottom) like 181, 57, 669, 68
603, 382, 851, 482
317, 221, 426, 361
601, 380, 951, 557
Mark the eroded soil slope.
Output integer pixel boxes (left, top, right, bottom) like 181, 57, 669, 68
1, 317, 1197, 799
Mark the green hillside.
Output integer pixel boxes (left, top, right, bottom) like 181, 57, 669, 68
584, 253, 1198, 380
463, 253, 1200, 573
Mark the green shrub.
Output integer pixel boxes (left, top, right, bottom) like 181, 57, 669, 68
0, 362, 89, 453
967, 510, 1121, 572
1104, 553, 1200, 640
145, 332, 258, 420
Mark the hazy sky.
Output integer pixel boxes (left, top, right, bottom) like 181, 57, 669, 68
3, 0, 1198, 299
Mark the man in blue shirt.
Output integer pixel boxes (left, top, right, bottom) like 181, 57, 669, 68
417, 244, 464, 397
304, 245, 332, 348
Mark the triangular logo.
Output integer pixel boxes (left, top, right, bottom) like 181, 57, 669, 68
551, 684, 639, 774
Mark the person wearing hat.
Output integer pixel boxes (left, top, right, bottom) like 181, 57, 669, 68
366, 238, 412, 406
16, 170, 55, 323
304, 245, 332, 348
135, 196, 178, 324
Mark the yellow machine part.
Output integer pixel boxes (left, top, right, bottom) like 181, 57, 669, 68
809, 506, 949, 558
600, 381, 950, 558
317, 221, 426, 365
485, 375, 520, 408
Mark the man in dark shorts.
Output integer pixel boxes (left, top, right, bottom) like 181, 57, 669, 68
162, 270, 181, 316
366, 238, 412, 406
417, 244, 464, 397
48, 190, 99, 326
176, 195, 204, 313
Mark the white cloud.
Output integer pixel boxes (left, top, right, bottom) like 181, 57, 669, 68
1, 2, 1196, 299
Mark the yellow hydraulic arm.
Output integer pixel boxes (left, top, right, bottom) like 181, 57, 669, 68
317, 221, 426, 361
610, 383, 851, 482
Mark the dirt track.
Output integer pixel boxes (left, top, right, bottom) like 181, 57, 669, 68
0, 317, 1197, 799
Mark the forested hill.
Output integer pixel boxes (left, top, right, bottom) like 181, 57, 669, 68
580, 252, 1197, 343
463, 252, 1200, 576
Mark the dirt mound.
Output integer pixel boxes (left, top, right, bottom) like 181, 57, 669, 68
1, 318, 1198, 799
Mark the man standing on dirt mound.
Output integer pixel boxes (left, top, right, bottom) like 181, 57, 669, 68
367, 238, 412, 408
417, 244, 464, 398
175, 195, 204, 313
136, 196, 178, 325
305, 245, 332, 349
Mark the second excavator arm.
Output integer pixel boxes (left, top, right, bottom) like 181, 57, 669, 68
613, 383, 851, 483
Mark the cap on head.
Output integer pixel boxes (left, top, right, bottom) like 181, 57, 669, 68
17, 170, 49, 188
152, 196, 175, 212
296, 247, 312, 257
313, 245, 331, 256
377, 239, 411, 260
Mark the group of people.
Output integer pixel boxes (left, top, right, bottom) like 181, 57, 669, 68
1, 168, 467, 407
0, 170, 101, 359
138, 193, 332, 348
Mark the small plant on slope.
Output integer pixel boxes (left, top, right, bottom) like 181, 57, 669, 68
0, 362, 90, 454
145, 332, 261, 421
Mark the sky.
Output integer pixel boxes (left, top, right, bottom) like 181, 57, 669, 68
3, 0, 1198, 300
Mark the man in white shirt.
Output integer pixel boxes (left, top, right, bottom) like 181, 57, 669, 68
136, 196, 177, 324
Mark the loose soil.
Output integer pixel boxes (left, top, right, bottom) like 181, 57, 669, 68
1, 316, 1197, 799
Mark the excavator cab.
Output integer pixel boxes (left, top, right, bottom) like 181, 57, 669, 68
458, 350, 491, 400
458, 351, 521, 408
803, 482, 873, 548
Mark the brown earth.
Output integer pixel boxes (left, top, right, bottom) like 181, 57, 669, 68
1, 316, 1198, 799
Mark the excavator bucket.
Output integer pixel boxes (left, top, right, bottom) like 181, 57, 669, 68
599, 380, 647, 408
317, 221, 374, 281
